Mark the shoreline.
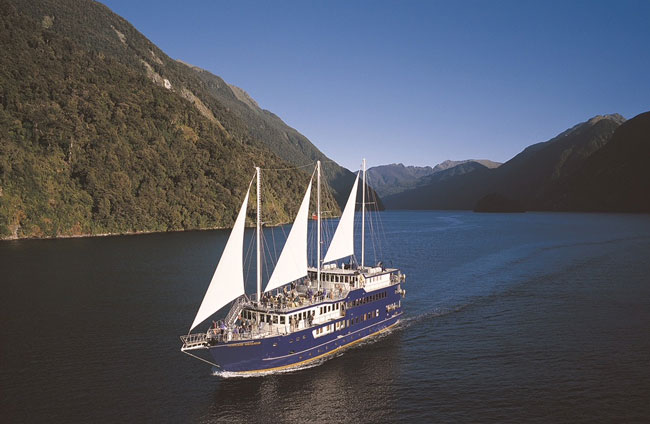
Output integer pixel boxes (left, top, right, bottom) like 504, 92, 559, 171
0, 225, 230, 242
0, 217, 334, 242
3, 209, 646, 242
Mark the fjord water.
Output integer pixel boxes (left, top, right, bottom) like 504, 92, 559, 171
1, 211, 650, 423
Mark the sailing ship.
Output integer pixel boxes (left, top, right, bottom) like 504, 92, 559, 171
180, 159, 406, 374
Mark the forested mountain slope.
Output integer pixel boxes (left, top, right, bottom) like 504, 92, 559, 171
0, 0, 345, 239
383, 114, 627, 210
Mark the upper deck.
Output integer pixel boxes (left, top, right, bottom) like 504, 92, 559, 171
181, 264, 405, 349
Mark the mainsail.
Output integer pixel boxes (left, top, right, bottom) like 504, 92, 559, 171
190, 187, 250, 331
264, 177, 313, 293
323, 172, 359, 263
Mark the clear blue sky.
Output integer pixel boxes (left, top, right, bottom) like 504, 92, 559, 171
101, 0, 650, 171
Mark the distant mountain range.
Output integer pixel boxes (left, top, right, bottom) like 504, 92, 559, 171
0, 0, 378, 239
382, 112, 650, 212
367, 160, 501, 198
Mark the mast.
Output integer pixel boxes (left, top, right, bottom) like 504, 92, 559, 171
256, 166, 262, 302
361, 158, 366, 270
317, 160, 321, 290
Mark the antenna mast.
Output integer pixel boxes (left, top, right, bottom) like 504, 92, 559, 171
256, 166, 262, 302
317, 160, 321, 291
361, 158, 366, 270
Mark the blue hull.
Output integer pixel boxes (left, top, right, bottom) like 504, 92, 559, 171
208, 287, 403, 373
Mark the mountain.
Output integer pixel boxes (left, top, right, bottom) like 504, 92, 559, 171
432, 159, 501, 173
367, 159, 501, 198
474, 193, 525, 213
173, 61, 374, 209
366, 164, 435, 197
383, 114, 627, 210
539, 111, 650, 212
0, 0, 348, 239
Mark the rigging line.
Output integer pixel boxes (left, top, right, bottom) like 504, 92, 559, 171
365, 174, 378, 264
241, 171, 258, 284
261, 230, 277, 287
270, 224, 278, 267
373, 188, 389, 261
181, 350, 221, 368
244, 227, 256, 291
261, 175, 280, 261
366, 172, 388, 262
307, 218, 312, 262
260, 161, 316, 171
366, 196, 376, 265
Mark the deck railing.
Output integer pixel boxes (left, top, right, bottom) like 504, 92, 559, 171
182, 270, 404, 349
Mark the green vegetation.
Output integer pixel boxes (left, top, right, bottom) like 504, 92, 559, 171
0, 0, 337, 239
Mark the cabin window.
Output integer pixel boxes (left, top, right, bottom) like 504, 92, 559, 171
280, 316, 285, 324
273, 315, 278, 324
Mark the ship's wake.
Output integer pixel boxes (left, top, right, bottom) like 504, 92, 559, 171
212, 357, 327, 378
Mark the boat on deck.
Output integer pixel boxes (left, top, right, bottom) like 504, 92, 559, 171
180, 159, 406, 374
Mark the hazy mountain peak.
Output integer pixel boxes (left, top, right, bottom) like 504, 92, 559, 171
432, 159, 501, 173
586, 113, 626, 126
555, 113, 627, 140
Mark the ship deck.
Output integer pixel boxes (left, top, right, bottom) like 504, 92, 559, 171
181, 266, 404, 349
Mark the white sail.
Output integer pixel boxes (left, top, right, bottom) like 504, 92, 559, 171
323, 172, 359, 263
264, 177, 313, 292
190, 188, 250, 331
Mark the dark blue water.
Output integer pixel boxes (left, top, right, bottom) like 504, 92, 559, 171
2, 211, 650, 423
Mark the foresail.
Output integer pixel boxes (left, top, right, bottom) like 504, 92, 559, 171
264, 177, 313, 292
190, 188, 250, 331
323, 172, 359, 263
